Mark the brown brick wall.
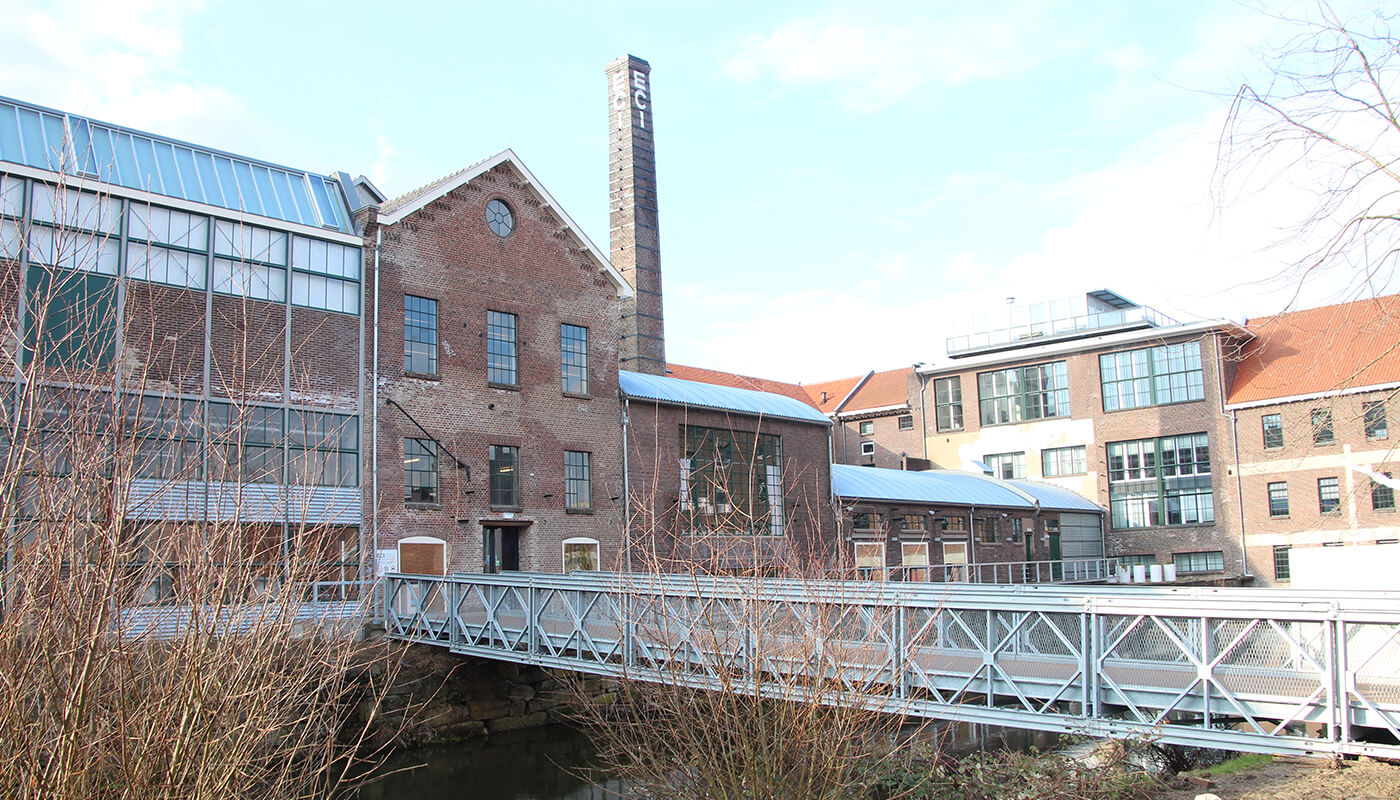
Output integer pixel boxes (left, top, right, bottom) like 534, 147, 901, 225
364, 162, 627, 575
920, 330, 1247, 576
833, 409, 922, 469
623, 400, 836, 573
1234, 389, 1400, 584
120, 281, 205, 396
289, 307, 359, 412
208, 295, 286, 401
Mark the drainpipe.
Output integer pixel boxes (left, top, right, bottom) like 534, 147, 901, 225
621, 396, 631, 573
917, 370, 930, 462
371, 228, 381, 577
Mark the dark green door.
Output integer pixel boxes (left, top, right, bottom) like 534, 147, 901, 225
1049, 532, 1062, 580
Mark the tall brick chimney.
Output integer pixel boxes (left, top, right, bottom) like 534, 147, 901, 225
607, 55, 666, 375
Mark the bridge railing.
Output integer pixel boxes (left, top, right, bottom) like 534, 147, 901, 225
383, 571, 1400, 759
855, 558, 1118, 584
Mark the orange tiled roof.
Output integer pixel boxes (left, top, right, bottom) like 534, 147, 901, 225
802, 374, 866, 413
1228, 295, 1400, 405
840, 368, 912, 413
664, 364, 818, 407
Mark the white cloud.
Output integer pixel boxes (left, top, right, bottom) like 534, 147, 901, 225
0, 0, 250, 146
721, 1, 1075, 111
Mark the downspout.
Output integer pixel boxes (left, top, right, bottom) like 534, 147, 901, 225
1217, 332, 1252, 578
918, 371, 930, 462
371, 228, 381, 578
621, 395, 631, 573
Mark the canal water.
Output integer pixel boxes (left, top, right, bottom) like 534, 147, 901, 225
360, 720, 1060, 799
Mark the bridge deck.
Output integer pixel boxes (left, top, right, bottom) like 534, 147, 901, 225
384, 571, 1400, 758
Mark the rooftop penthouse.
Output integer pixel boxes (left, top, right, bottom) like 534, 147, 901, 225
945, 289, 1177, 358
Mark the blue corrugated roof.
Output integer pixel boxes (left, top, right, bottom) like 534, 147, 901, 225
620, 370, 829, 424
0, 96, 352, 233
832, 464, 1102, 513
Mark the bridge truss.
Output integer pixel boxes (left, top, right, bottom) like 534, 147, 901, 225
384, 571, 1400, 758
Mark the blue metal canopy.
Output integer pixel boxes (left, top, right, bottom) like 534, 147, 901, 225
832, 464, 1101, 513
0, 96, 352, 234
620, 370, 829, 424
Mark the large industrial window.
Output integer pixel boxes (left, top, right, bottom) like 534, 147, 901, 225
288, 410, 358, 487
24, 265, 118, 370
490, 445, 520, 507
564, 450, 591, 511
1041, 445, 1087, 477
984, 452, 1025, 480
852, 512, 883, 530
127, 204, 209, 290
1262, 413, 1283, 449
898, 514, 926, 532
561, 324, 589, 394
27, 183, 121, 275
1174, 550, 1223, 574
1106, 433, 1213, 529
487, 310, 517, 386
934, 376, 963, 431
403, 438, 437, 504
129, 395, 203, 480
1268, 481, 1289, 517
1364, 400, 1388, 440
1273, 545, 1291, 581
209, 403, 283, 484
1318, 476, 1340, 514
291, 235, 360, 314
1373, 473, 1394, 511
1311, 408, 1334, 445
679, 425, 783, 536
977, 361, 1070, 425
403, 295, 438, 375
1099, 341, 1204, 411
212, 220, 287, 302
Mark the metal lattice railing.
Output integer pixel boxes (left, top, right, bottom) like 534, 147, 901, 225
383, 571, 1400, 758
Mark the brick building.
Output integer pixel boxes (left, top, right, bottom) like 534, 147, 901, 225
807, 368, 924, 470
832, 464, 1104, 578
620, 370, 835, 573
1226, 296, 1400, 587
0, 95, 366, 582
358, 151, 632, 576
913, 291, 1251, 579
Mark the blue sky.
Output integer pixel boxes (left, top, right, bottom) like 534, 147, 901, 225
0, 0, 1388, 382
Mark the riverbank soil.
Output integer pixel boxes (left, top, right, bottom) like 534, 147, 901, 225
1151, 756, 1400, 799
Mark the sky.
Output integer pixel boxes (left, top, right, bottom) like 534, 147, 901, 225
0, 0, 1393, 383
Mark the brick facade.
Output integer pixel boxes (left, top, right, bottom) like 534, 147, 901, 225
623, 400, 835, 573
362, 159, 628, 574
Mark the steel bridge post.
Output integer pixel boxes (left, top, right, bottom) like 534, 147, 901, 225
1329, 606, 1345, 748
448, 577, 462, 650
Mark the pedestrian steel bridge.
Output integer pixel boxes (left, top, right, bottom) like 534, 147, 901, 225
383, 570, 1400, 759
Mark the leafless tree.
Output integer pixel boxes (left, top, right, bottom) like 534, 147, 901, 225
0, 171, 399, 799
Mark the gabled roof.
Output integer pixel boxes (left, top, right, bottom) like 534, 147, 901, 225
836, 367, 911, 415
831, 464, 1102, 513
665, 363, 817, 406
1228, 295, 1400, 406
620, 370, 830, 424
803, 373, 866, 414
0, 95, 354, 234
376, 149, 631, 298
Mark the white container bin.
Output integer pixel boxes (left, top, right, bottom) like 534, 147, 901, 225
1149, 563, 1164, 583
1132, 564, 1147, 583
1163, 564, 1177, 582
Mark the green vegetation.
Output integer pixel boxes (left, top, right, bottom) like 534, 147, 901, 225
1186, 752, 1273, 778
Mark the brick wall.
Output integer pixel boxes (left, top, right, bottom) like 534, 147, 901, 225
623, 400, 836, 573
832, 409, 922, 469
363, 161, 627, 575
1234, 389, 1400, 585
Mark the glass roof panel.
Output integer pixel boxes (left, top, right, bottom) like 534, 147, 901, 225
232, 161, 262, 216
0, 96, 353, 232
131, 136, 160, 192
0, 105, 20, 164
193, 151, 223, 207
153, 141, 183, 199
251, 165, 281, 218
173, 146, 204, 204
310, 177, 339, 229
18, 107, 46, 168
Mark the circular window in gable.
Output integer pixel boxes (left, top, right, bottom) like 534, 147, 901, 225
486, 198, 515, 237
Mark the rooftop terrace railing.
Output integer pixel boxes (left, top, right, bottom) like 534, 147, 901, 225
945, 306, 1178, 357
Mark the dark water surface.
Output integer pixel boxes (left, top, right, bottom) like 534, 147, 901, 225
359, 721, 1059, 799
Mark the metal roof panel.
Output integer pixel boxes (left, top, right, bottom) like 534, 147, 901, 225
620, 370, 830, 424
